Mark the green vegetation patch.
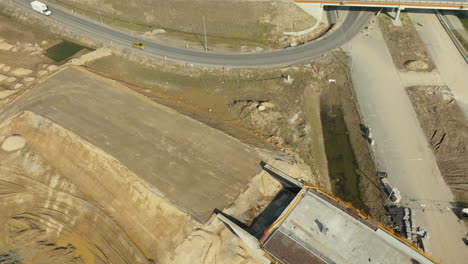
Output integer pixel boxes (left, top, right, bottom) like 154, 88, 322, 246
321, 106, 367, 211
46, 40, 87, 62
454, 31, 468, 52
455, 11, 468, 31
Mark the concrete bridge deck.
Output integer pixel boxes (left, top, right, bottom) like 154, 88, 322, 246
260, 186, 439, 264
294, 0, 468, 10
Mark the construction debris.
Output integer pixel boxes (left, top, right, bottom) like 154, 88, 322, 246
387, 205, 430, 252
378, 171, 402, 203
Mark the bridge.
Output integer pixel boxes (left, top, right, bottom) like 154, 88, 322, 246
217, 164, 439, 264
294, 0, 468, 10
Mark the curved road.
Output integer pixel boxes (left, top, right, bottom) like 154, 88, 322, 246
11, 0, 374, 67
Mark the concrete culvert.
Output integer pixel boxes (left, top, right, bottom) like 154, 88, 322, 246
1, 134, 26, 152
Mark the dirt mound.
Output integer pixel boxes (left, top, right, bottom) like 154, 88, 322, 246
0, 67, 262, 223
404, 60, 430, 71
407, 86, 468, 201
0, 111, 191, 263
1, 134, 25, 151
0, 66, 301, 263
11, 68, 33, 77
0, 110, 298, 264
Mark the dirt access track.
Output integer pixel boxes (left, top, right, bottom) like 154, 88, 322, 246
0, 66, 262, 223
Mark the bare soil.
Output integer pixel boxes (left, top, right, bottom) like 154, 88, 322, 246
0, 111, 296, 264
85, 51, 388, 222
85, 54, 333, 189
379, 12, 436, 72
0, 14, 63, 100
0, 11, 391, 264
406, 86, 468, 203
0, 67, 266, 223
0, 13, 319, 263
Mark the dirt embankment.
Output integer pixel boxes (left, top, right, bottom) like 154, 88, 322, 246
1, 66, 265, 223
0, 7, 387, 264
86, 54, 332, 190
84, 51, 389, 221
0, 110, 301, 264
46, 0, 319, 50
407, 86, 468, 203
0, 12, 314, 263
379, 12, 436, 72
0, 111, 191, 264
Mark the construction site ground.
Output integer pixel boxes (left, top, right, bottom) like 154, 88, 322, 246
0, 16, 319, 263
0, 9, 393, 264
0, 109, 299, 264
0, 67, 264, 223
85, 54, 329, 188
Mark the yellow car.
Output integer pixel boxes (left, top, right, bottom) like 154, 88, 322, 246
132, 42, 145, 49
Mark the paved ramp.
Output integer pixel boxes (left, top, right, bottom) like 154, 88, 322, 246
0, 67, 262, 222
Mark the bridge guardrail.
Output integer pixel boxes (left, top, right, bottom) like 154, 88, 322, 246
294, 0, 468, 9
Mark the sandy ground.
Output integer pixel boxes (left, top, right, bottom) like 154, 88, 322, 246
85, 54, 335, 191
0, 111, 189, 264
0, 67, 263, 223
0, 110, 303, 264
344, 16, 468, 264
0, 8, 396, 264
0, 13, 65, 101
0, 65, 315, 264
85, 50, 391, 220
0, 13, 334, 264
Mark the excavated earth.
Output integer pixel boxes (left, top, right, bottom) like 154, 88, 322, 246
0, 67, 306, 264
406, 86, 468, 202
0, 67, 263, 223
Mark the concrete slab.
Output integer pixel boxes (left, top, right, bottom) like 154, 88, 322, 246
0, 67, 262, 222
294, 3, 327, 23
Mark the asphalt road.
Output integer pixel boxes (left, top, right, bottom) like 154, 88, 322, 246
11, 0, 374, 67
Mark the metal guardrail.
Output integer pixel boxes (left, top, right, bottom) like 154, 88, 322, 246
435, 10, 468, 64
294, 0, 468, 9
350, 0, 468, 4
298, 0, 468, 4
